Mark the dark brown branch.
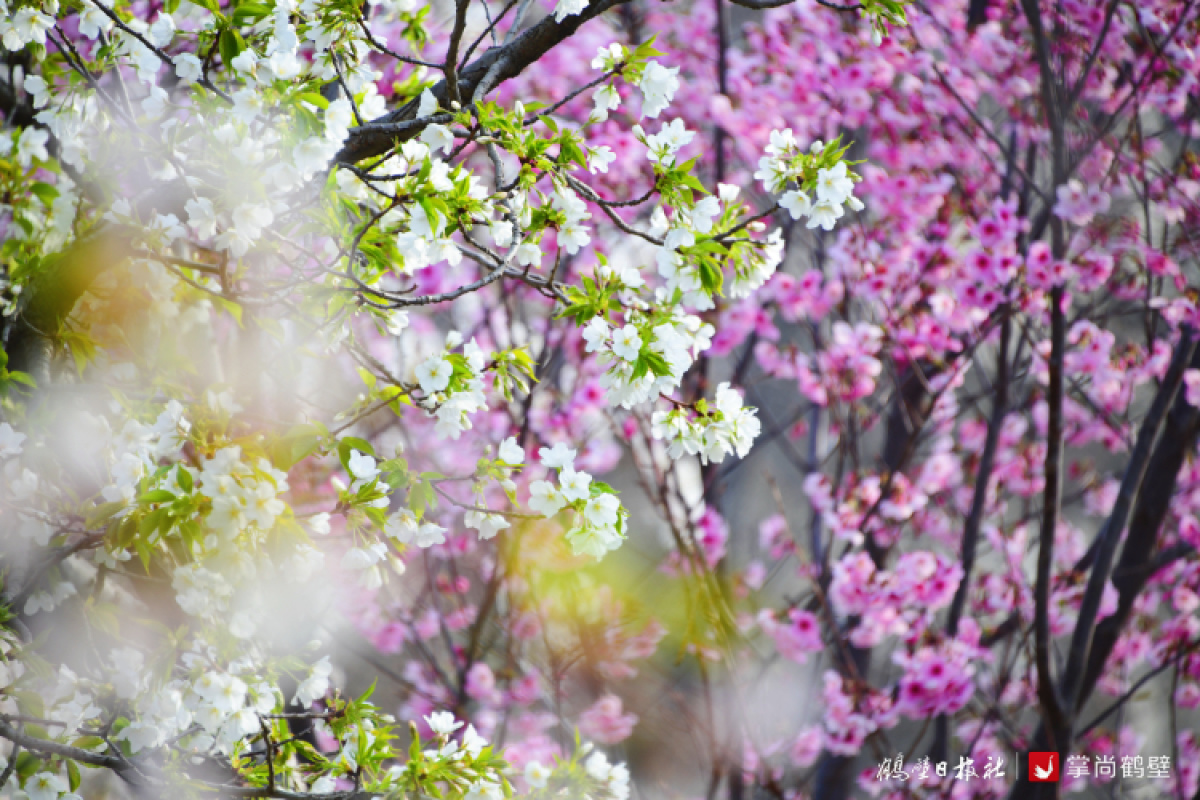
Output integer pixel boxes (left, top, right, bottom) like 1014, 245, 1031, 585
336, 0, 632, 164
1020, 0, 1069, 745
444, 0, 471, 107
1007, 345, 1200, 800
0, 742, 19, 790
1072, 345, 1200, 711
459, 0, 521, 69
0, 720, 132, 776
1060, 330, 1197, 716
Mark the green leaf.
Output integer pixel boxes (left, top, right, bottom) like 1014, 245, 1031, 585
339, 437, 375, 458
72, 736, 106, 751
138, 509, 166, 539
219, 28, 245, 68
296, 91, 331, 110
6, 371, 35, 388
85, 501, 127, 528
14, 690, 44, 719
682, 173, 707, 193
14, 751, 42, 778
29, 183, 59, 206
113, 514, 138, 550
417, 196, 441, 234
409, 480, 435, 514
632, 35, 665, 60
213, 295, 244, 325
698, 259, 724, 294
231, 2, 272, 25
273, 428, 323, 470
642, 351, 670, 376
134, 537, 153, 573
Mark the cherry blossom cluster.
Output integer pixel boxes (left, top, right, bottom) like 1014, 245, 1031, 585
828, 550, 963, 647
528, 443, 625, 558
756, 131, 864, 232
649, 381, 760, 464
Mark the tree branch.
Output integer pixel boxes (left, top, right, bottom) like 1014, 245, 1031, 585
1059, 330, 1197, 715
1020, 0, 1069, 745
336, 0, 632, 164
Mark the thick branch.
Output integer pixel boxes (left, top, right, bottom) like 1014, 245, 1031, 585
0, 721, 132, 776
1008, 345, 1200, 800
1072, 345, 1200, 709
336, 0, 632, 165
1059, 330, 1197, 715
443, 0, 470, 106
1020, 0, 1070, 744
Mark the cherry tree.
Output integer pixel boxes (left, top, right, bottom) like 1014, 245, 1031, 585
2, 0, 1200, 797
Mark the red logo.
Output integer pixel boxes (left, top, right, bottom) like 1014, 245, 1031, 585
1029, 752, 1059, 782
